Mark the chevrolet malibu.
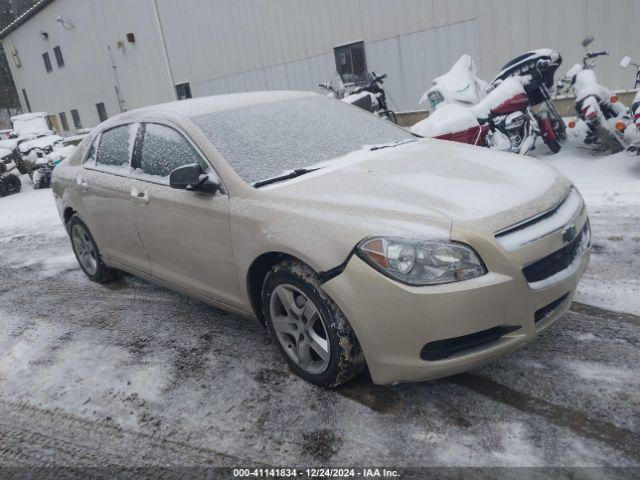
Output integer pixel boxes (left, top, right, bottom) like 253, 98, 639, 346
51, 91, 591, 387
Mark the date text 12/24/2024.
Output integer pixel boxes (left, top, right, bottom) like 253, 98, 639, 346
233, 468, 400, 477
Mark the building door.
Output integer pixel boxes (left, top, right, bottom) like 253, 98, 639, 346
47, 114, 60, 133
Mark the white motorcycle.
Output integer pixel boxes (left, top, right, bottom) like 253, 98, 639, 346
413, 55, 539, 155
558, 36, 628, 153
619, 55, 640, 155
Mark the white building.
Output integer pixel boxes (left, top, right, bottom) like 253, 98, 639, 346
1, 0, 639, 132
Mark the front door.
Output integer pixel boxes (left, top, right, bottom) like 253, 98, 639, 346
130, 122, 242, 307
76, 124, 150, 274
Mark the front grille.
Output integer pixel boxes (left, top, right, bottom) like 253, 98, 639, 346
420, 325, 521, 361
534, 293, 570, 323
522, 228, 584, 283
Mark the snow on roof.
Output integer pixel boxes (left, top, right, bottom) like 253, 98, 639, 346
10, 112, 48, 121
113, 91, 315, 123
0, 0, 55, 38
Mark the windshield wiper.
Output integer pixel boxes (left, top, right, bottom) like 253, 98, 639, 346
369, 139, 417, 151
253, 168, 320, 188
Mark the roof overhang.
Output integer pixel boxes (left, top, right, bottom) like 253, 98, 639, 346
0, 0, 56, 39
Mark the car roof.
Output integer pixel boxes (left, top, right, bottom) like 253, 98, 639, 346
106, 90, 316, 126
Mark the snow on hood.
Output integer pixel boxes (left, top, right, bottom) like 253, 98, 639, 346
263, 139, 569, 234
19, 135, 62, 153
0, 138, 18, 150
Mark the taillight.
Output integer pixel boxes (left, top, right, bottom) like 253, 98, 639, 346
610, 95, 619, 103
568, 120, 576, 128
615, 121, 626, 132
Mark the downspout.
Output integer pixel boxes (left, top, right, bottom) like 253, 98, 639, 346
107, 45, 126, 112
152, 0, 177, 100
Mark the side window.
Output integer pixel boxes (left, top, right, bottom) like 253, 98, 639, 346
135, 123, 206, 182
95, 124, 136, 173
83, 136, 99, 167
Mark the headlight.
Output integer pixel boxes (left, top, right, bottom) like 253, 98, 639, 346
357, 237, 486, 286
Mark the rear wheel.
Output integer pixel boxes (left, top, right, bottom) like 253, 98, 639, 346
68, 215, 119, 283
0, 173, 21, 197
262, 259, 365, 387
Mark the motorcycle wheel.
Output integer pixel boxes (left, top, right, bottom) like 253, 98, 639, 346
0, 173, 22, 197
545, 138, 561, 153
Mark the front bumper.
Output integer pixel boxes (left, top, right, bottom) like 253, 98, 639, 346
322, 206, 591, 385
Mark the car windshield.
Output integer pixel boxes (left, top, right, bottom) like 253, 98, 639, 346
191, 95, 414, 185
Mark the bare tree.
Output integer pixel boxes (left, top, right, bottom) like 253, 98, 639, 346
0, 0, 37, 121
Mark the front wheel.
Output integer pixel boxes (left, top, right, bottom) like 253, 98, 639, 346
0, 173, 21, 197
262, 259, 366, 387
545, 138, 561, 153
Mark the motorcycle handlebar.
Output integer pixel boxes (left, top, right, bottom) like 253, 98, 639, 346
587, 50, 609, 58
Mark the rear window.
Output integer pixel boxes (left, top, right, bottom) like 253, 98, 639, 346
191, 95, 413, 184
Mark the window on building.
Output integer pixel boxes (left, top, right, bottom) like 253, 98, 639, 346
134, 123, 206, 182
96, 124, 137, 171
42, 52, 52, 73
175, 82, 192, 100
53, 46, 65, 67
96, 102, 108, 122
334, 41, 367, 84
59, 112, 69, 131
71, 109, 82, 129
22, 89, 31, 112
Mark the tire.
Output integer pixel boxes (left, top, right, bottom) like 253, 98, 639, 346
68, 215, 119, 283
0, 173, 21, 197
545, 138, 561, 153
33, 171, 49, 190
262, 259, 366, 387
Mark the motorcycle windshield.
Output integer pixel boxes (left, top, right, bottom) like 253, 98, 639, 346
422, 54, 487, 112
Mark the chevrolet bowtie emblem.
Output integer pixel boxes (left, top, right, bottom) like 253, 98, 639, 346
562, 224, 577, 243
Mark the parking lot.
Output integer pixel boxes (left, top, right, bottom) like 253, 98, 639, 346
1, 214, 639, 467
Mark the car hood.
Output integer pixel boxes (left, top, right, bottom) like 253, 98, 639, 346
263, 139, 571, 235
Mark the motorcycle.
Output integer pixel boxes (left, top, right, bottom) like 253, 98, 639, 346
420, 54, 487, 113
619, 55, 640, 155
558, 36, 628, 153
413, 65, 539, 155
491, 48, 566, 152
319, 71, 397, 123
0, 148, 22, 197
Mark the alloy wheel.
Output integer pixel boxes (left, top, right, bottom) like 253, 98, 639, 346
71, 224, 98, 275
269, 283, 331, 374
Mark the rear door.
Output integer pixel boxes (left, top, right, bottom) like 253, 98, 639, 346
129, 122, 241, 306
76, 123, 150, 274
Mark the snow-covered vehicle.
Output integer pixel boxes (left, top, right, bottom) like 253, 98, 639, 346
619, 55, 640, 155
31, 135, 84, 189
491, 48, 566, 152
318, 71, 397, 122
9, 112, 54, 140
52, 91, 590, 387
413, 75, 540, 155
419, 54, 487, 113
559, 36, 628, 153
0, 147, 22, 197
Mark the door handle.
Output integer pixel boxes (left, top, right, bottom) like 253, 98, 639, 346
130, 187, 149, 204
76, 176, 88, 190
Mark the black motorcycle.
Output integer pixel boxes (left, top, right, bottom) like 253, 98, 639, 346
319, 71, 397, 123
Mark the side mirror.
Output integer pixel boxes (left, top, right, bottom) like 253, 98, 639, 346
169, 163, 220, 194
581, 35, 594, 48
620, 56, 632, 69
